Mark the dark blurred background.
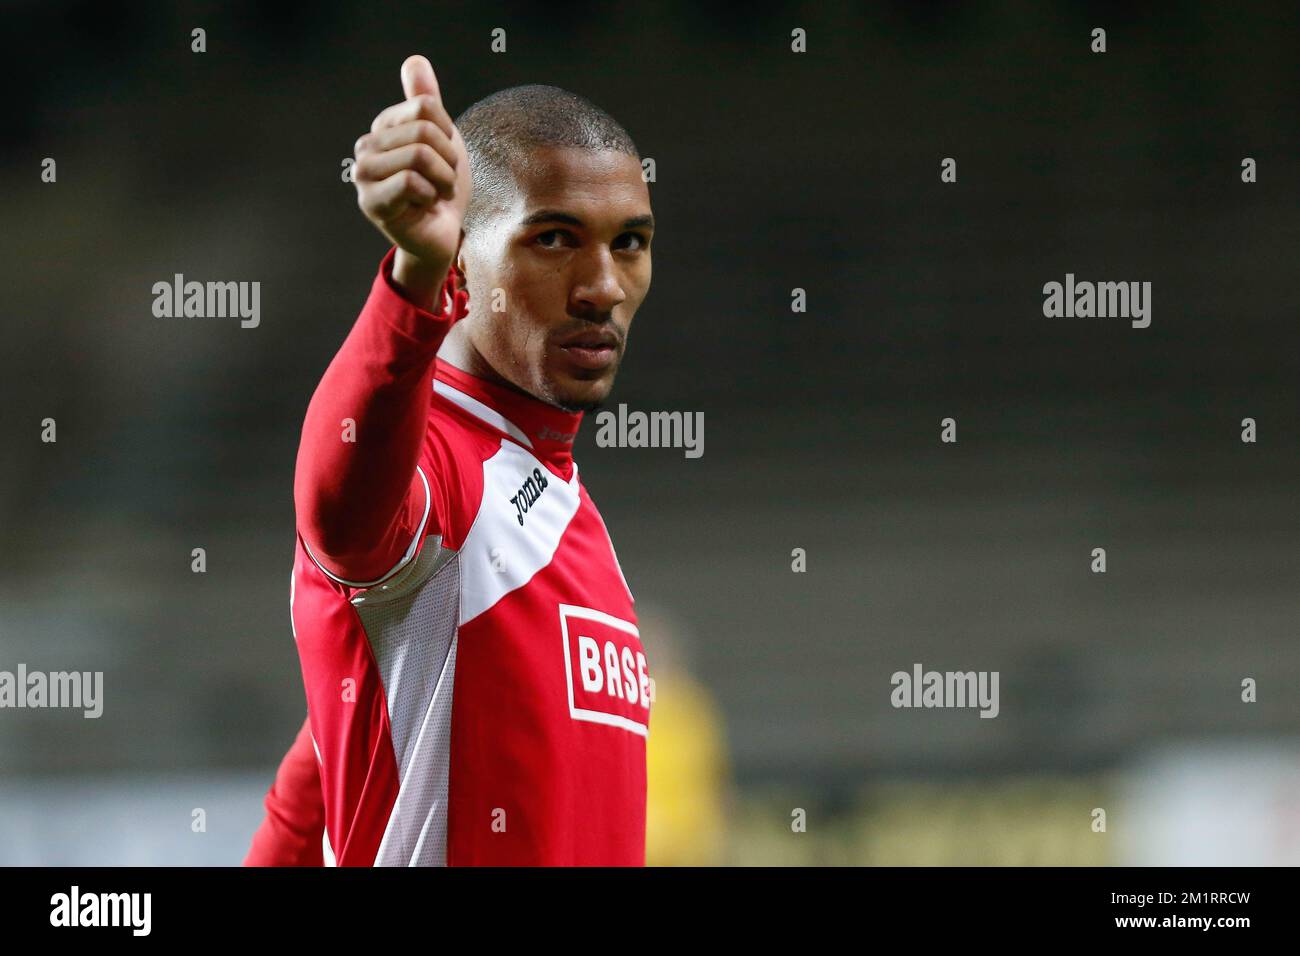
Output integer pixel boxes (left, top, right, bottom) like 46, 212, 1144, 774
1, 0, 1297, 864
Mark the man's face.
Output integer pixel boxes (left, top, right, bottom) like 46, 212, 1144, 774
457, 146, 653, 412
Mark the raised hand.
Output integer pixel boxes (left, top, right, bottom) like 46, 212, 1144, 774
353, 54, 472, 307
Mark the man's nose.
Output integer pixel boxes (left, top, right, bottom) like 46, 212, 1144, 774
570, 248, 626, 315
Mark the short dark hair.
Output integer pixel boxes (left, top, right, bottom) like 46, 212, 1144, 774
454, 84, 640, 233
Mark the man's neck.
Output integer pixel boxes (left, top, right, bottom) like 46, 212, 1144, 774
433, 335, 584, 475
437, 321, 518, 393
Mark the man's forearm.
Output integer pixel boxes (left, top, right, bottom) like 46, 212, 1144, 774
293, 248, 465, 581
244, 716, 326, 867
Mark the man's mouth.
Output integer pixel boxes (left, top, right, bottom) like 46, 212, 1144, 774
554, 330, 620, 371
558, 343, 617, 370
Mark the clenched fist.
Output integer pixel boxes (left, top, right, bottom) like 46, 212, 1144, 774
353, 55, 472, 309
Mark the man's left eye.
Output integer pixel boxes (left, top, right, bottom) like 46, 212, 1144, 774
616, 233, 648, 251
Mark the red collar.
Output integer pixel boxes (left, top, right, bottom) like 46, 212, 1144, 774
433, 358, 584, 476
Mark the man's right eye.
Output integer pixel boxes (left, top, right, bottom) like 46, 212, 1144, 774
535, 229, 574, 249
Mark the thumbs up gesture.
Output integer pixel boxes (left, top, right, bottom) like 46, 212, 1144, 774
353, 55, 473, 306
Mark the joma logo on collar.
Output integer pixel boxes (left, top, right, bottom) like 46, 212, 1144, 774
536, 426, 577, 443
510, 467, 550, 526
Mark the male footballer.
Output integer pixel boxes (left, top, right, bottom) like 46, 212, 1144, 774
244, 54, 654, 866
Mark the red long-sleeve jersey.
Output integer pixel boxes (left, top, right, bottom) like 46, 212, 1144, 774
245, 249, 648, 866
244, 716, 323, 866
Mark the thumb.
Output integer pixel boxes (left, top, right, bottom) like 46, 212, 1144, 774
400, 54, 438, 101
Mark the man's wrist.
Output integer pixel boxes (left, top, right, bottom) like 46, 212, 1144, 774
390, 248, 453, 312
